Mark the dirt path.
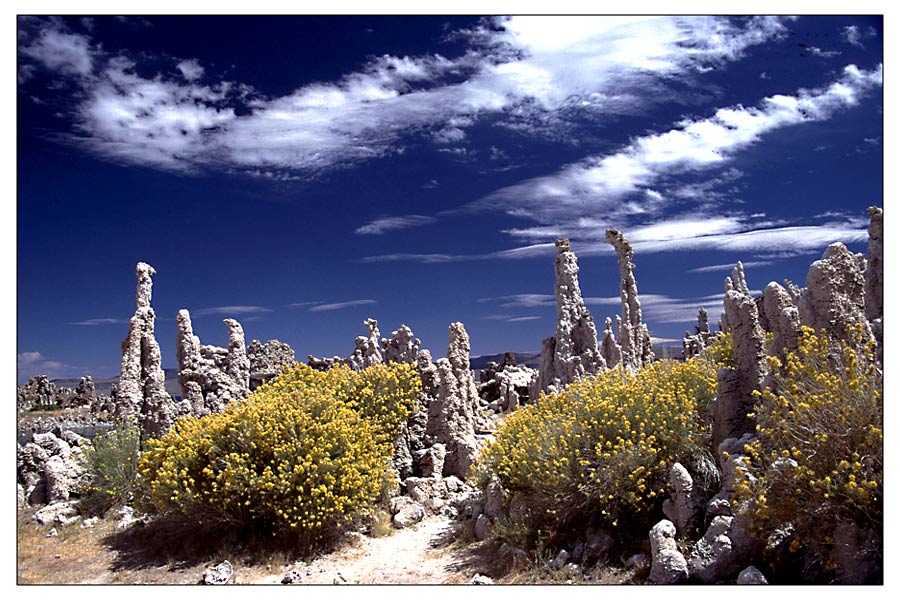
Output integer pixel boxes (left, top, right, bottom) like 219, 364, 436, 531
249, 515, 475, 584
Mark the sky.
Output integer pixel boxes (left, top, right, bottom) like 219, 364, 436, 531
15, 14, 885, 384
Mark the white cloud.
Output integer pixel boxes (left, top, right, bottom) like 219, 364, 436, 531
482, 314, 542, 322
69, 317, 129, 326
469, 63, 881, 246
479, 291, 733, 327
842, 25, 877, 48
355, 215, 437, 235
193, 305, 272, 317
308, 299, 377, 312
363, 219, 867, 264
19, 16, 790, 176
809, 46, 840, 58
176, 59, 204, 81
687, 260, 773, 274
20, 25, 93, 76
17, 352, 80, 384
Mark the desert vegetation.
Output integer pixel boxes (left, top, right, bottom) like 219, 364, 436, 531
17, 209, 883, 585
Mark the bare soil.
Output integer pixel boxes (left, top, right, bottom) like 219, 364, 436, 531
17, 508, 506, 585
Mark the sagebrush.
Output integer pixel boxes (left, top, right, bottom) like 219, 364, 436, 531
735, 325, 882, 582
135, 362, 420, 548
473, 357, 717, 550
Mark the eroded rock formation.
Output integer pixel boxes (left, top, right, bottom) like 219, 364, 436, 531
17, 430, 89, 507
382, 324, 421, 364
175, 309, 252, 416
425, 323, 479, 478
762, 282, 801, 380
17, 376, 56, 412
599, 317, 621, 368
866, 207, 883, 364
715, 262, 767, 451
116, 263, 176, 439
606, 229, 653, 371
531, 239, 606, 398
346, 318, 383, 371
797, 243, 872, 358
683, 308, 719, 360
247, 339, 295, 390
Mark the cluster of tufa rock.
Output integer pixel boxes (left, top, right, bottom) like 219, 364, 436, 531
642, 206, 884, 585
606, 229, 654, 371
682, 308, 719, 360
115, 263, 177, 439
175, 309, 251, 417
531, 231, 654, 400
17, 428, 90, 509
477, 353, 535, 413
530, 238, 606, 398
16, 376, 96, 413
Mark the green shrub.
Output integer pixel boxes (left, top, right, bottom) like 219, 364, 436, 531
81, 419, 142, 515
135, 362, 419, 549
735, 325, 882, 581
473, 358, 717, 551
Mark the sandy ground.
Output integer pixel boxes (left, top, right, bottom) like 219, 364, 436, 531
17, 507, 494, 585
249, 515, 473, 585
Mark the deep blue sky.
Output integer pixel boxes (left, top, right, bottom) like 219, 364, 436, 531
16, 15, 883, 383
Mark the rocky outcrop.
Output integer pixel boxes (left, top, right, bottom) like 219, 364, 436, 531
762, 282, 801, 386
797, 243, 873, 359
715, 263, 767, 451
308, 318, 385, 372
865, 207, 883, 364
478, 358, 535, 413
346, 318, 383, 371
662, 462, 704, 539
72, 377, 95, 407
17, 430, 88, 507
682, 308, 720, 360
531, 239, 606, 398
175, 309, 252, 416
116, 263, 176, 439
17, 376, 57, 412
606, 229, 654, 371
247, 339, 295, 390
649, 520, 689, 584
425, 323, 479, 478
599, 317, 621, 368
382, 324, 421, 364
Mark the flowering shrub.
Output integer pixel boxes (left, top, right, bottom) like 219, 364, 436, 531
474, 358, 717, 549
135, 362, 419, 547
705, 331, 735, 370
81, 419, 142, 515
735, 325, 882, 579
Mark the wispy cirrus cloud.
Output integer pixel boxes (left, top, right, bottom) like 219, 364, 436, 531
687, 260, 773, 274
355, 215, 437, 235
471, 63, 882, 242
482, 314, 542, 322
69, 317, 129, 326
193, 305, 273, 317
362, 217, 868, 263
481, 291, 753, 327
18, 16, 790, 177
842, 25, 877, 48
308, 299, 377, 312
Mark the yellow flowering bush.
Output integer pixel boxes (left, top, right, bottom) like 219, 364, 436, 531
474, 357, 717, 548
135, 362, 419, 547
705, 331, 735, 370
734, 325, 882, 579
